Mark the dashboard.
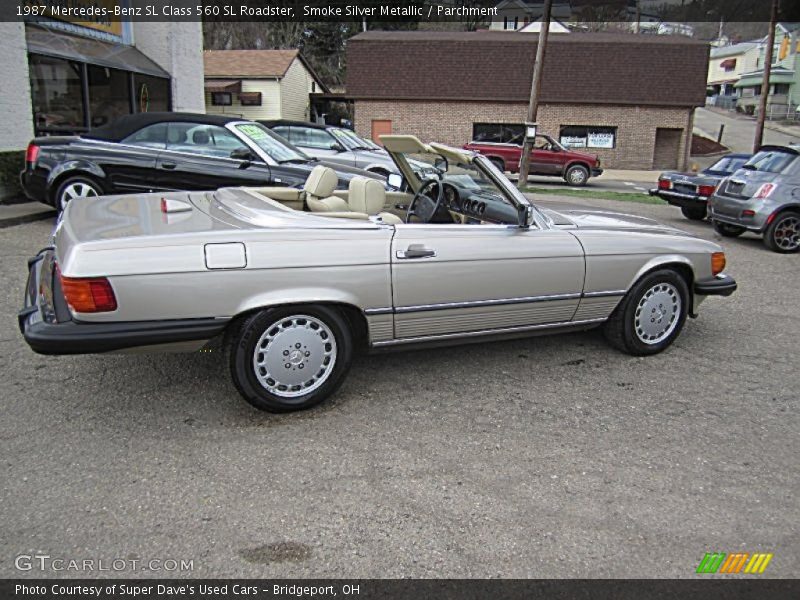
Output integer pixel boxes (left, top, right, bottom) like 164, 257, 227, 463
441, 182, 518, 224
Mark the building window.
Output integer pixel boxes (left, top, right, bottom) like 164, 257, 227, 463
87, 65, 131, 128
211, 92, 232, 106
311, 81, 316, 93
28, 54, 85, 134
133, 74, 170, 113
472, 123, 525, 144
559, 125, 617, 149
238, 92, 262, 106
773, 83, 790, 95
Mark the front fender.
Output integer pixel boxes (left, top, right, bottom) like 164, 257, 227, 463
628, 254, 696, 291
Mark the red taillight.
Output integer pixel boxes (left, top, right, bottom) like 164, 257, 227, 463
658, 179, 672, 190
741, 209, 756, 218
698, 184, 716, 197
754, 183, 776, 199
59, 269, 117, 313
25, 143, 40, 164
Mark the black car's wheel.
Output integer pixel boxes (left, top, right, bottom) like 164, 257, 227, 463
229, 305, 353, 413
564, 164, 589, 186
681, 205, 707, 221
712, 220, 746, 238
763, 211, 800, 253
488, 157, 505, 173
603, 269, 689, 356
54, 176, 101, 212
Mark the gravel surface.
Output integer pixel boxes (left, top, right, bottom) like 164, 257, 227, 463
1, 198, 797, 579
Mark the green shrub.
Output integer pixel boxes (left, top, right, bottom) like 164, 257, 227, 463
0, 150, 25, 200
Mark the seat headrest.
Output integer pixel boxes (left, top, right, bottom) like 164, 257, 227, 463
192, 130, 210, 145
304, 165, 338, 199
348, 177, 385, 215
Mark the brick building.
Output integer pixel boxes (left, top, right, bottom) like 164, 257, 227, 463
346, 31, 709, 170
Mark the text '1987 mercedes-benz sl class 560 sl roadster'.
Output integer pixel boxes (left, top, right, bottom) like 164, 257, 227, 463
19, 135, 737, 412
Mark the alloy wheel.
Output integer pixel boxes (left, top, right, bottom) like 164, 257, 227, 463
252, 315, 337, 399
634, 283, 682, 345
60, 182, 99, 211
773, 215, 800, 251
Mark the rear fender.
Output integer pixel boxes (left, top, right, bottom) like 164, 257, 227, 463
235, 287, 366, 318
47, 160, 107, 188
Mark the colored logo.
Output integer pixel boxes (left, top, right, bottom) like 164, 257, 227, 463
696, 552, 773, 574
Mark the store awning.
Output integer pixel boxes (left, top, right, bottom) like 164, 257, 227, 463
26, 24, 169, 78
204, 79, 243, 93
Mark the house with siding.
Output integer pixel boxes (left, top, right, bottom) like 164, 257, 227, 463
347, 31, 709, 171
203, 50, 327, 121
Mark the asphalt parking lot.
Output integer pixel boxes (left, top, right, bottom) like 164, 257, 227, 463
1, 198, 798, 579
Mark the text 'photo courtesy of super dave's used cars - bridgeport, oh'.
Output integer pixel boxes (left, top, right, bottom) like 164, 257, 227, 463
19, 136, 736, 413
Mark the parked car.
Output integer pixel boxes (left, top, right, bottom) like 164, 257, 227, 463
649, 153, 752, 221
261, 120, 437, 184
708, 145, 800, 253
261, 120, 399, 175
20, 135, 736, 413
20, 112, 384, 212
463, 133, 603, 186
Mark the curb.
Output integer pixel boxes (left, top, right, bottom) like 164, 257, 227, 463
0, 208, 57, 229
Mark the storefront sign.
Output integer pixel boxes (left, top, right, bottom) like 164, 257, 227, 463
24, 0, 124, 38
560, 136, 587, 148
587, 131, 615, 149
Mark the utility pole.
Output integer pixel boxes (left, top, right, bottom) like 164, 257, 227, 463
634, 0, 641, 34
517, 0, 552, 189
754, 0, 779, 153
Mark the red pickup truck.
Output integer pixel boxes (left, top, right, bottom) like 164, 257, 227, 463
464, 134, 603, 186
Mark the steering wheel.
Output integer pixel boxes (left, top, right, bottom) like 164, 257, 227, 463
406, 179, 444, 223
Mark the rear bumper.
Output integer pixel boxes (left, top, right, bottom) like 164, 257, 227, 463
694, 274, 737, 297
19, 250, 229, 355
19, 169, 48, 203
649, 188, 708, 207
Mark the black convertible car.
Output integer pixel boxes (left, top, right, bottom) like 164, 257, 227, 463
20, 112, 383, 211
649, 153, 751, 221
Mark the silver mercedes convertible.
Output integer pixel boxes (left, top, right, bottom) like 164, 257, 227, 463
20, 135, 737, 412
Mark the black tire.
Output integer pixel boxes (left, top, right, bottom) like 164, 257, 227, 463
712, 220, 746, 238
762, 211, 800, 253
488, 157, 505, 173
53, 175, 102, 212
564, 164, 589, 186
603, 269, 689, 356
681, 205, 707, 221
229, 305, 353, 413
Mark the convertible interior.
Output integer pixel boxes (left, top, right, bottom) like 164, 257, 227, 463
245, 165, 406, 224
244, 164, 522, 226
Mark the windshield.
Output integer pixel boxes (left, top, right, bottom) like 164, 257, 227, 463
330, 128, 379, 151
708, 156, 748, 173
742, 150, 794, 173
235, 123, 310, 164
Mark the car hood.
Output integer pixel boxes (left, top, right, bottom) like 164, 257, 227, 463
544, 208, 691, 236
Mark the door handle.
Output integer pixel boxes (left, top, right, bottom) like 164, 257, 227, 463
396, 245, 436, 259
161, 162, 177, 170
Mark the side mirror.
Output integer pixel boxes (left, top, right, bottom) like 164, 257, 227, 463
387, 173, 403, 189
230, 148, 255, 161
331, 142, 346, 153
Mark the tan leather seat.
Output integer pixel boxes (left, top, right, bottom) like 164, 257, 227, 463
348, 177, 404, 225
305, 165, 350, 213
